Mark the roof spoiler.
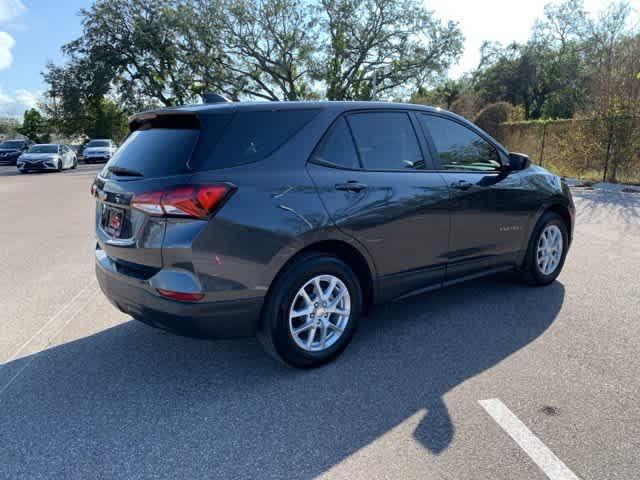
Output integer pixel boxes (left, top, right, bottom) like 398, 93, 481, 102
128, 112, 200, 132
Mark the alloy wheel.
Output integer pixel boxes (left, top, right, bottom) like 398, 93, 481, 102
288, 274, 351, 352
537, 224, 563, 275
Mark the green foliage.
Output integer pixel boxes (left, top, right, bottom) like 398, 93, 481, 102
411, 79, 469, 109
474, 102, 516, 137
318, 0, 463, 100
45, 0, 463, 108
18, 109, 50, 143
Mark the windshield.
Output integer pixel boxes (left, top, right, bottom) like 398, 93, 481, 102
0, 141, 24, 149
28, 145, 58, 154
87, 140, 110, 148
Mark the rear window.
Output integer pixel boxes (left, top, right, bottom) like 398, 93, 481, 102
192, 109, 319, 171
104, 108, 318, 178
105, 129, 199, 177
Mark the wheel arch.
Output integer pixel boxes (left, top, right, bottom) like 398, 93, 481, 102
545, 203, 573, 244
519, 202, 573, 268
265, 238, 376, 316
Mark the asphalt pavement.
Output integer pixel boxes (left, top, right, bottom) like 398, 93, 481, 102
0, 163, 638, 479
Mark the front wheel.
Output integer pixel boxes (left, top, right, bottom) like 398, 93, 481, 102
258, 253, 362, 368
520, 212, 568, 285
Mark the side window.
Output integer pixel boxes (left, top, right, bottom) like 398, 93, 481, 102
420, 115, 501, 171
311, 117, 360, 169
347, 112, 424, 170
195, 109, 319, 171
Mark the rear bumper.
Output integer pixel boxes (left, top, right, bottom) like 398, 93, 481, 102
96, 248, 262, 338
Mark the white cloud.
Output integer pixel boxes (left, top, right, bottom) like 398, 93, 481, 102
15, 88, 38, 109
0, 86, 41, 117
0, 31, 14, 69
0, 0, 27, 23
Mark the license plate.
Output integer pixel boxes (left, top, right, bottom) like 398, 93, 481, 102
105, 207, 123, 237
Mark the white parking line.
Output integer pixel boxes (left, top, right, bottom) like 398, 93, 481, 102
0, 280, 98, 396
479, 399, 580, 480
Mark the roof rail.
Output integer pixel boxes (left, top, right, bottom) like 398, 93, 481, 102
202, 93, 232, 104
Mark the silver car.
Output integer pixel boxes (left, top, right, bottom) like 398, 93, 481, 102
17, 144, 77, 173
83, 139, 117, 163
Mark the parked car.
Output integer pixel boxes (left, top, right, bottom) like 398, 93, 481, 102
83, 139, 117, 163
0, 139, 33, 165
92, 101, 575, 368
17, 144, 77, 173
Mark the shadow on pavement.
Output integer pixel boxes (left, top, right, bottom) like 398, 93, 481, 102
573, 188, 640, 224
0, 275, 564, 479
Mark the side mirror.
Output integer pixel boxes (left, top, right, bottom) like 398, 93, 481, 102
507, 152, 530, 171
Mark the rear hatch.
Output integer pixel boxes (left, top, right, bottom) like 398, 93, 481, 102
93, 105, 320, 276
92, 110, 234, 275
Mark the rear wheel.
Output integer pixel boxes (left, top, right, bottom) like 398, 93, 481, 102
520, 211, 568, 285
258, 253, 362, 368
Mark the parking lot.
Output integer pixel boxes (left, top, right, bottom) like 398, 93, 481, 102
0, 163, 639, 479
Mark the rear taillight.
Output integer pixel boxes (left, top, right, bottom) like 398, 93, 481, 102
131, 184, 234, 219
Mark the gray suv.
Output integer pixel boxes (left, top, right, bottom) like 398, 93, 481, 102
93, 101, 574, 367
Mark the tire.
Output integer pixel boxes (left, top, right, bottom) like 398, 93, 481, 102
57, 160, 62, 172
72, 158, 77, 169
519, 211, 568, 285
258, 253, 362, 368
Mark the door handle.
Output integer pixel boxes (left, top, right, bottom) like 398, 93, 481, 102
335, 181, 368, 192
450, 180, 473, 191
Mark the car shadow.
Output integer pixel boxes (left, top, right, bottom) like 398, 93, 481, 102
0, 275, 564, 479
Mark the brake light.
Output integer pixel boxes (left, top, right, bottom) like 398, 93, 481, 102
131, 184, 234, 218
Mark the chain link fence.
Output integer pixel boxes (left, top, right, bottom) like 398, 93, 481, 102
495, 117, 640, 184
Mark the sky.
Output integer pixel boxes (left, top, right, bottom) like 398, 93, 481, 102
0, 0, 636, 118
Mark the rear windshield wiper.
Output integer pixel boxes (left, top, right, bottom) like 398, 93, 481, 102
107, 166, 144, 177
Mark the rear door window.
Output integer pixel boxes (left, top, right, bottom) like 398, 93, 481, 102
311, 117, 360, 169
346, 112, 424, 170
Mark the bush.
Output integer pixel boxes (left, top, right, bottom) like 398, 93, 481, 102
449, 93, 482, 121
474, 102, 515, 137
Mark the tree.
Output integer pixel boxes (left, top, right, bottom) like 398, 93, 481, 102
66, 0, 196, 109
46, 0, 463, 107
218, 0, 319, 100
472, 0, 592, 120
583, 1, 639, 182
411, 78, 469, 109
318, 0, 463, 100
18, 109, 50, 143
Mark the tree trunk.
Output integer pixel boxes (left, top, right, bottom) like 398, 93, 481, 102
602, 125, 613, 183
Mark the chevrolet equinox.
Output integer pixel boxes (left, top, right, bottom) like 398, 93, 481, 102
93, 101, 575, 368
